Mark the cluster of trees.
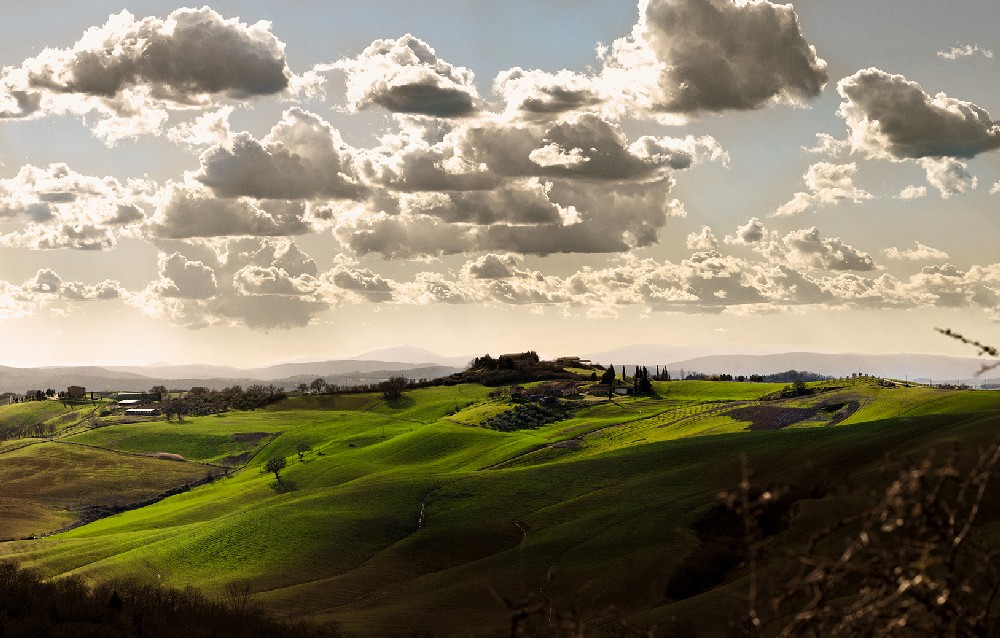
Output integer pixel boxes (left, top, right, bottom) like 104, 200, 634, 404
467, 351, 540, 371
295, 376, 425, 397
452, 351, 589, 387
0, 560, 347, 638
595, 365, 653, 394
0, 419, 56, 443
18, 389, 55, 402
484, 402, 567, 432
670, 369, 830, 383
162, 385, 286, 419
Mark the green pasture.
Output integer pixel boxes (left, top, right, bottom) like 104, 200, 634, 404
1, 381, 998, 636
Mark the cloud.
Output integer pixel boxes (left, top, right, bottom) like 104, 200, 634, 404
882, 241, 949, 261
0, 269, 123, 319
336, 34, 480, 117
322, 263, 394, 303
724, 217, 768, 245
0, 8, 293, 141
459, 114, 706, 181
462, 253, 526, 279
686, 225, 718, 250
358, 117, 501, 192
937, 44, 993, 60
725, 219, 876, 272
196, 108, 363, 199
782, 227, 876, 271
400, 179, 569, 225
600, 0, 827, 115
804, 133, 850, 157
0, 163, 153, 249
919, 157, 977, 197
897, 185, 927, 200
902, 263, 997, 309
131, 238, 328, 329
837, 68, 1000, 160
494, 68, 603, 119
167, 106, 234, 149
344, 113, 710, 258
772, 162, 873, 217
148, 183, 312, 239
150, 252, 218, 299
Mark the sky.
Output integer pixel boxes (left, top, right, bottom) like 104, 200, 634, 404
1, 0, 999, 367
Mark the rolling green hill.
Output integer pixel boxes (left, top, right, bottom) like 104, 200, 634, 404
1, 379, 999, 636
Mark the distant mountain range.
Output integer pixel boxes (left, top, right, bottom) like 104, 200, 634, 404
584, 348, 996, 384
0, 360, 462, 394
3, 347, 997, 394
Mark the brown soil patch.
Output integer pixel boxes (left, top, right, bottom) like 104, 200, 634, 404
728, 398, 862, 431
147, 452, 186, 462
728, 405, 820, 430
230, 432, 271, 443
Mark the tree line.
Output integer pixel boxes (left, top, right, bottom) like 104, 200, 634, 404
162, 385, 286, 420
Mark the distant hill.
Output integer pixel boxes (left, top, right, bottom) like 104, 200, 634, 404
0, 361, 462, 394
345, 345, 473, 368
663, 352, 995, 384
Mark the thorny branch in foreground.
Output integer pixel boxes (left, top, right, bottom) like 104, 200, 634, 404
732, 437, 1000, 638
936, 328, 1000, 376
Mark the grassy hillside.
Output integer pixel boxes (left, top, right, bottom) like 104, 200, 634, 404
1, 379, 999, 635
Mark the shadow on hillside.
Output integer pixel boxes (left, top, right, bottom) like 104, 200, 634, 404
271, 479, 298, 494
383, 395, 416, 411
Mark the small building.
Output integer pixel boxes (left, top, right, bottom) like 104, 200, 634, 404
124, 408, 161, 417
67, 385, 86, 400
537, 381, 578, 397
614, 386, 633, 395
116, 392, 148, 401
510, 386, 528, 400
588, 384, 612, 396
117, 399, 142, 407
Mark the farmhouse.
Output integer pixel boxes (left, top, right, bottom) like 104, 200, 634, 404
537, 381, 578, 397
67, 385, 86, 400
588, 384, 612, 396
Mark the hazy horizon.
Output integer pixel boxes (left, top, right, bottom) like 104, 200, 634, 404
1, 1, 998, 368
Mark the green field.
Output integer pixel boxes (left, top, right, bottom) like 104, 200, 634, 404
1, 379, 999, 636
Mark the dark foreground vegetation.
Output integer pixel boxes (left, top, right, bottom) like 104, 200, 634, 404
506, 437, 1000, 637
0, 562, 347, 638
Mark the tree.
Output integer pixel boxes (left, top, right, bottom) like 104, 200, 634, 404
380, 376, 409, 401
149, 385, 167, 401
309, 377, 326, 394
265, 457, 286, 480
296, 383, 309, 394
633, 366, 653, 394
600, 365, 616, 386
296, 442, 311, 461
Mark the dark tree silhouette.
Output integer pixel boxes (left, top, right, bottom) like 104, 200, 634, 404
380, 376, 409, 400
265, 457, 286, 480
296, 442, 311, 461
